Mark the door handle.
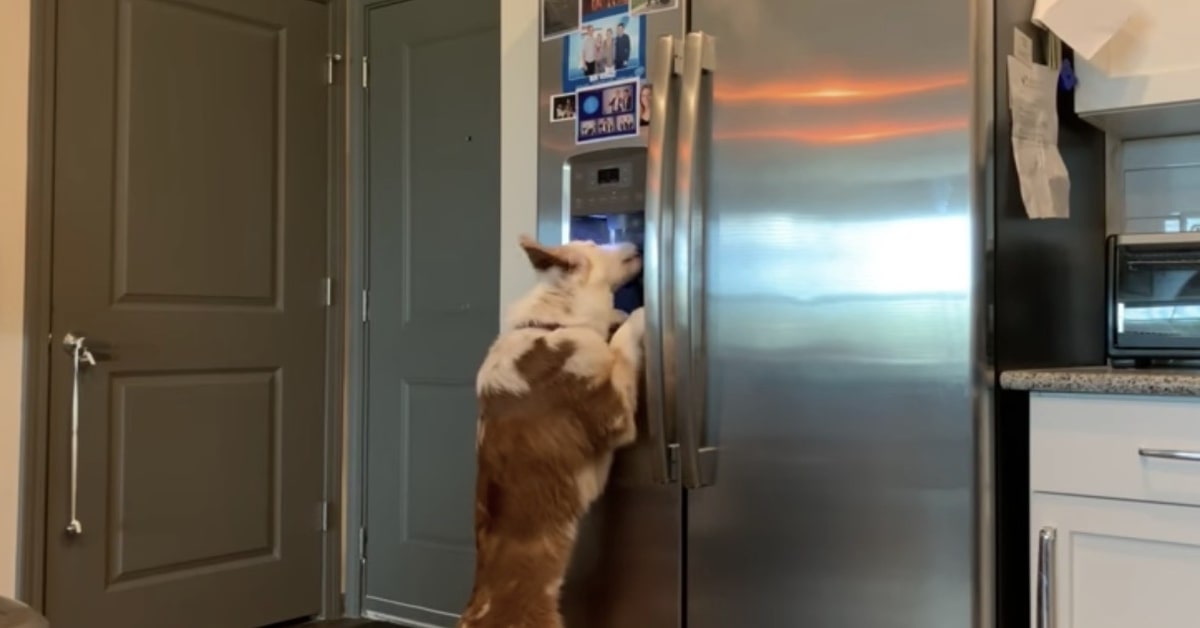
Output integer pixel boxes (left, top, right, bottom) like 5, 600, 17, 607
1139, 447, 1200, 462
673, 31, 716, 490
62, 333, 98, 536
1036, 526, 1056, 628
643, 34, 681, 484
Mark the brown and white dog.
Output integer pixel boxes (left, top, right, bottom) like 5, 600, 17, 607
458, 235, 646, 628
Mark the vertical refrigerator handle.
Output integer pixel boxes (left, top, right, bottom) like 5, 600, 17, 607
642, 35, 681, 485
673, 31, 717, 490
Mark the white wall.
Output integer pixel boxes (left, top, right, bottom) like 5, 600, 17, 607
0, 0, 31, 599
499, 0, 539, 317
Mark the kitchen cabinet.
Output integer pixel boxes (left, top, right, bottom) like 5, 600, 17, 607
1074, 0, 1200, 138
1029, 392, 1200, 627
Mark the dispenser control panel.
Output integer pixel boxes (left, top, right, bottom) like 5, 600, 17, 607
565, 147, 647, 218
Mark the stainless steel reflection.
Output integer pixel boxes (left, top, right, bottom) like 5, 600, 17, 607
687, 0, 979, 626
673, 32, 717, 490
644, 35, 681, 485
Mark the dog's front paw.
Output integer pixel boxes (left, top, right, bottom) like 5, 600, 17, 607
620, 307, 645, 338
607, 308, 630, 339
610, 307, 646, 357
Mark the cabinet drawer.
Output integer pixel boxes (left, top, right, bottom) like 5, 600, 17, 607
1031, 394, 1200, 506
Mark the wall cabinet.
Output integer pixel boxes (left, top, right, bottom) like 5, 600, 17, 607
1074, 0, 1200, 138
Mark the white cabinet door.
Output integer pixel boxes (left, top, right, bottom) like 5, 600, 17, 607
1031, 492, 1200, 628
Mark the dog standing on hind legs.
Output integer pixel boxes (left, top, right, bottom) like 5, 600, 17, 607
459, 235, 646, 628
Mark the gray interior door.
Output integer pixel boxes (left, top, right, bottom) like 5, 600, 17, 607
360, 0, 500, 625
45, 1, 331, 626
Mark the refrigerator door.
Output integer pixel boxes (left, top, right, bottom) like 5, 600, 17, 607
538, 6, 686, 628
686, 0, 981, 626
537, 7, 686, 244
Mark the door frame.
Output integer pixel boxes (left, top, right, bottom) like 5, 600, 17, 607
17, 0, 352, 620
340, 0, 370, 615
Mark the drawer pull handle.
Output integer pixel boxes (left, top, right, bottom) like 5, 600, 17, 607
1139, 448, 1200, 462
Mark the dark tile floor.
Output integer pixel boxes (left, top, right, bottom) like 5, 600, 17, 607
260, 620, 393, 628
304, 621, 394, 627
302, 620, 394, 627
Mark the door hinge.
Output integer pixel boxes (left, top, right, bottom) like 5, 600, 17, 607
361, 56, 369, 89
667, 443, 680, 483
323, 277, 333, 307
325, 53, 343, 85
361, 290, 369, 323
319, 500, 331, 532
358, 527, 367, 564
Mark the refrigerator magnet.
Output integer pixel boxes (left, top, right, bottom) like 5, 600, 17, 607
550, 92, 577, 123
581, 0, 630, 26
630, 0, 678, 16
575, 79, 639, 145
638, 83, 652, 127
541, 0, 582, 42
561, 14, 647, 94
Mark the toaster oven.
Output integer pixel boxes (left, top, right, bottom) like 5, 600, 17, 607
1108, 232, 1200, 366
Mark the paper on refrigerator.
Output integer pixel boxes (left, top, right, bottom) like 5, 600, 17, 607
1007, 56, 1070, 219
1031, 0, 1136, 61
1013, 27, 1034, 64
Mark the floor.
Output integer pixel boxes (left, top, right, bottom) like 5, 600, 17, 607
302, 619, 391, 624
295, 620, 396, 627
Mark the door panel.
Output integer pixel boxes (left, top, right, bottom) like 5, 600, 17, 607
46, 1, 330, 626
688, 0, 975, 626
115, 0, 282, 304
1031, 492, 1200, 628
361, 0, 500, 624
559, 479, 682, 628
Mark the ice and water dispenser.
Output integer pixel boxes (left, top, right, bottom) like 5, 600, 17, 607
563, 147, 647, 314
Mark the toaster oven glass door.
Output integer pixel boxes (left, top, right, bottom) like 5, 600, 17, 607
1114, 244, 1200, 349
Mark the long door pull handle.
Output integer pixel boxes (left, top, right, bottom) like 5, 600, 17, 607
62, 333, 97, 536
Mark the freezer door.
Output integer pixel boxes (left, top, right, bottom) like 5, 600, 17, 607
685, 0, 982, 626
539, 6, 687, 628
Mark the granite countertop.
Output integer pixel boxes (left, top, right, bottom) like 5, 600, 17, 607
1000, 366, 1200, 397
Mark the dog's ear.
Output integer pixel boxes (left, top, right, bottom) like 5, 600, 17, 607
519, 235, 576, 273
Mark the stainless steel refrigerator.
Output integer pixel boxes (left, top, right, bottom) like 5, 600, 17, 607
536, 0, 1107, 626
